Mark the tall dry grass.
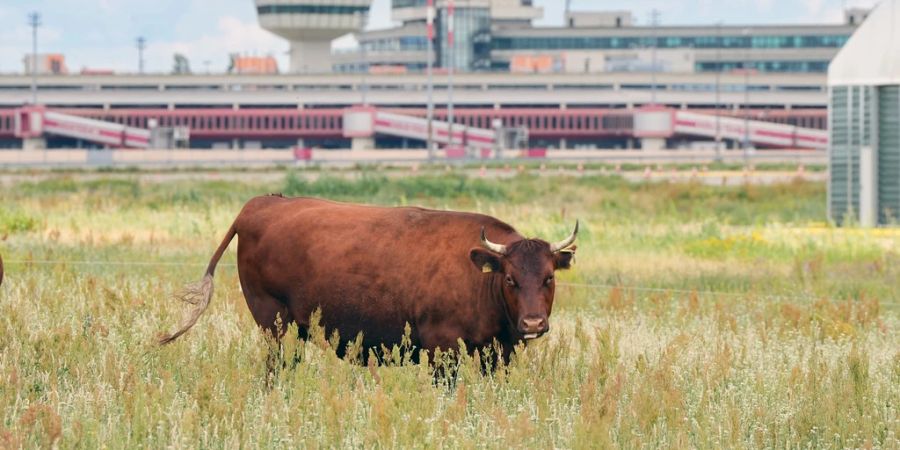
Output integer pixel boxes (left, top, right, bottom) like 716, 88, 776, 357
0, 171, 896, 448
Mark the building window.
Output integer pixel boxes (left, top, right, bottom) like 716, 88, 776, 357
495, 33, 849, 51
695, 60, 831, 73
257, 5, 369, 15
393, 0, 426, 8
438, 7, 491, 71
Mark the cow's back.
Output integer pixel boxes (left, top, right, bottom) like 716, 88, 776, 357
233, 196, 519, 351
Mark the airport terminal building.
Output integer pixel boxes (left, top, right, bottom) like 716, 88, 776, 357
257, 0, 866, 75
0, 2, 872, 150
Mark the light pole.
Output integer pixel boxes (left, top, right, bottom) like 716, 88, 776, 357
714, 22, 722, 160
28, 12, 41, 105
742, 28, 751, 161
447, 0, 456, 151
136, 37, 146, 74
649, 9, 660, 105
426, 0, 435, 162
356, 11, 370, 106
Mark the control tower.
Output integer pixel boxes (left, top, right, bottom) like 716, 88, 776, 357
255, 0, 373, 73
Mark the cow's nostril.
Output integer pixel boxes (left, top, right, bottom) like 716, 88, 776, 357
522, 318, 546, 331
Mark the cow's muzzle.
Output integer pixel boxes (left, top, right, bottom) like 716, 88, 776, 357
519, 316, 549, 340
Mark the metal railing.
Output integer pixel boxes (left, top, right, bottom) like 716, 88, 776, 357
0, 148, 827, 169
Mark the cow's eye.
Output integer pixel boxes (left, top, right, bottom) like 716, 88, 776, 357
505, 275, 516, 287
545, 276, 554, 286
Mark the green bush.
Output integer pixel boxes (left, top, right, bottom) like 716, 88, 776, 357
0, 208, 38, 234
283, 172, 508, 201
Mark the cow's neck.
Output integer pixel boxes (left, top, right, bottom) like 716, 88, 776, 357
479, 274, 516, 340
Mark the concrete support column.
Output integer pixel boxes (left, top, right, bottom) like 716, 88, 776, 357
640, 137, 666, 151
351, 137, 375, 151
290, 40, 334, 74
560, 138, 568, 150
634, 107, 673, 152
22, 137, 46, 150
231, 138, 241, 149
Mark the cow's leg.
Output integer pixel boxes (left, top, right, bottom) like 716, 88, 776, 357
239, 282, 296, 383
417, 326, 468, 384
242, 286, 293, 338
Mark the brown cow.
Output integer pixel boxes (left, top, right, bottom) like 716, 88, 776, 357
159, 195, 578, 364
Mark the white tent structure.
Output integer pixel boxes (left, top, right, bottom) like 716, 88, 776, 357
828, 0, 900, 226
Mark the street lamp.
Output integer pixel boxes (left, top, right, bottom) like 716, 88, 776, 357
447, 0, 456, 152
356, 10, 369, 106
742, 27, 751, 162
426, 0, 435, 162
714, 21, 722, 160
28, 12, 41, 105
136, 37, 146, 74
649, 9, 660, 105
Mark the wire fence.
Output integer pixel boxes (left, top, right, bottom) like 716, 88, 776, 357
5, 257, 894, 309
4, 259, 234, 267
558, 281, 816, 302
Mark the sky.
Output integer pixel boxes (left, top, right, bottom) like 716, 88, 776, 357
0, 0, 880, 74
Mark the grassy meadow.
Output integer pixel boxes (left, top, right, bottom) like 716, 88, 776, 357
0, 169, 897, 448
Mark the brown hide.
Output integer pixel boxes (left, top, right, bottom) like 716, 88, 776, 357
160, 196, 577, 362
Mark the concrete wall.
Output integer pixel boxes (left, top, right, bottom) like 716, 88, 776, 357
0, 148, 826, 169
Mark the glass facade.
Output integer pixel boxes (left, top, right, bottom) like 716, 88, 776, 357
696, 60, 831, 73
340, 4, 853, 74
257, 4, 369, 15
493, 34, 850, 51
393, 0, 427, 7
438, 7, 491, 71
362, 36, 429, 52
334, 62, 428, 73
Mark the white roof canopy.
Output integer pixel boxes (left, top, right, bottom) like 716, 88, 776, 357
828, 0, 900, 86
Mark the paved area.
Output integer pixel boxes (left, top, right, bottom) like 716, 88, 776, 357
0, 166, 825, 187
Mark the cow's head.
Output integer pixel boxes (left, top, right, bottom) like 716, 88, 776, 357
469, 222, 578, 340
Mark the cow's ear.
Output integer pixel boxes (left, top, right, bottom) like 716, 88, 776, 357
470, 248, 503, 274
554, 245, 576, 270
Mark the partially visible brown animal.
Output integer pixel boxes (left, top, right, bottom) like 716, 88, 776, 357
0, 252, 4, 287
159, 196, 578, 364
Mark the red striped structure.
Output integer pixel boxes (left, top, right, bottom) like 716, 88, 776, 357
0, 107, 828, 146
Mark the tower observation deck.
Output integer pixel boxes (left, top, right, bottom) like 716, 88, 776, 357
255, 0, 373, 73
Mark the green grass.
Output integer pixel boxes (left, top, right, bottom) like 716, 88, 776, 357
0, 172, 897, 448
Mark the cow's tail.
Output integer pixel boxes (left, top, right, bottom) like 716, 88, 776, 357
158, 224, 237, 345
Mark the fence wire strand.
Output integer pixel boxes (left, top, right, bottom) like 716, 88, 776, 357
5, 259, 236, 267
557, 281, 824, 303
3, 258, 886, 307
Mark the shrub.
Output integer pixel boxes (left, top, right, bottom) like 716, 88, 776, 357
0, 208, 38, 234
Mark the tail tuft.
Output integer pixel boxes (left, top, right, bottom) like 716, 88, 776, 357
157, 274, 214, 345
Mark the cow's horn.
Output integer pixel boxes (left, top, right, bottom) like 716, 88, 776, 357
550, 220, 579, 253
480, 227, 507, 254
